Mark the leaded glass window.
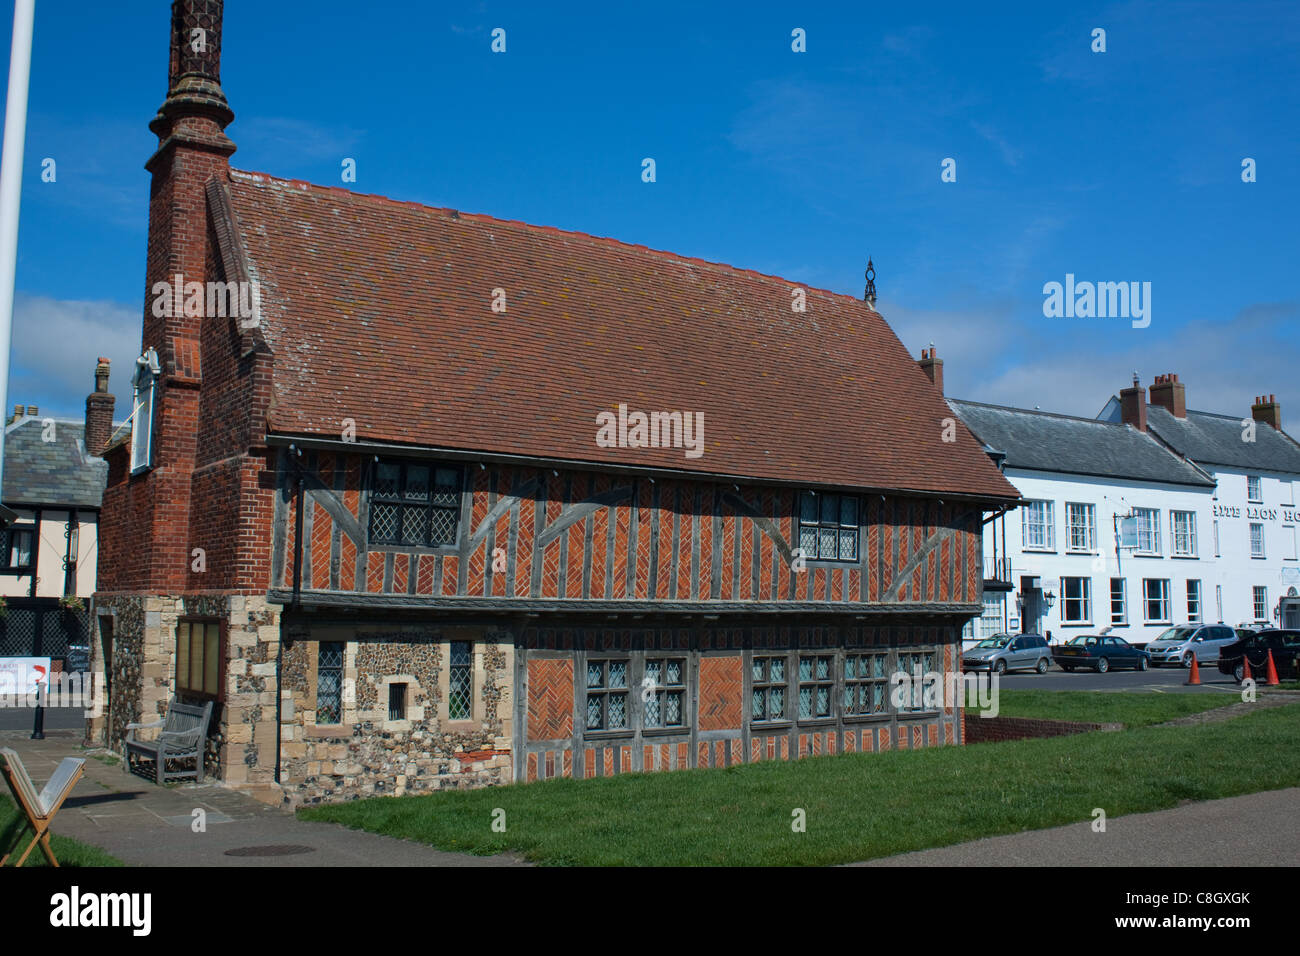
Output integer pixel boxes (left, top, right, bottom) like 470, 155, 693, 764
369, 459, 462, 547
844, 653, 888, 716
797, 655, 833, 720
448, 641, 472, 720
797, 492, 859, 562
586, 659, 629, 732
643, 658, 686, 729
751, 656, 787, 722
898, 651, 937, 712
317, 641, 344, 724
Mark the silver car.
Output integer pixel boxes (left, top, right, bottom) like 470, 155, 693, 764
961, 633, 1052, 675
1143, 624, 1239, 667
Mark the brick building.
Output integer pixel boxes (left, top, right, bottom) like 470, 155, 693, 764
91, 1, 1018, 805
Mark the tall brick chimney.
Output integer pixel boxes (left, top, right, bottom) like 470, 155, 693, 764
1252, 394, 1282, 430
1120, 373, 1147, 432
84, 357, 114, 456
1149, 373, 1186, 418
103, 0, 237, 593
918, 345, 944, 395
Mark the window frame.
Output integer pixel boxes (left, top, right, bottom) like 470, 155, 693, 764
843, 652, 890, 719
1250, 522, 1266, 559
1186, 579, 1202, 624
1134, 507, 1161, 555
315, 640, 345, 725
1021, 500, 1055, 551
897, 650, 939, 713
1247, 475, 1262, 503
175, 617, 226, 702
1143, 578, 1171, 624
367, 458, 464, 551
1110, 577, 1128, 625
0, 523, 36, 573
796, 654, 835, 723
447, 640, 473, 721
750, 655, 790, 724
1170, 510, 1197, 557
795, 492, 860, 563
1065, 502, 1096, 552
642, 657, 688, 733
1061, 576, 1092, 625
584, 658, 631, 737
1253, 586, 1268, 624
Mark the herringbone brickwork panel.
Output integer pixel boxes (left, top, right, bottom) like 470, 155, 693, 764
698, 655, 742, 731
526, 659, 573, 741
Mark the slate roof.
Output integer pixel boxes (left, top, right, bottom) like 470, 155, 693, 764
948, 399, 1214, 487
2, 417, 109, 508
1143, 405, 1300, 476
219, 169, 1019, 501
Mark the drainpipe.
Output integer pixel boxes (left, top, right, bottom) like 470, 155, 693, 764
279, 454, 305, 786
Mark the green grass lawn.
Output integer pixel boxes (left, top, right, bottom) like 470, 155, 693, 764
299, 701, 1300, 866
0, 795, 123, 867
994, 690, 1232, 727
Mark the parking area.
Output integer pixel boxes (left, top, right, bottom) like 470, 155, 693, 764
994, 662, 1247, 693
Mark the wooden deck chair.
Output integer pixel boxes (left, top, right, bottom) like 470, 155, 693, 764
0, 748, 85, 867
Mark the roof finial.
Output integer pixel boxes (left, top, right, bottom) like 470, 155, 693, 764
864, 258, 876, 307
1132, 370, 1139, 387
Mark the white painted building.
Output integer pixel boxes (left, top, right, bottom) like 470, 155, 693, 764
943, 372, 1300, 647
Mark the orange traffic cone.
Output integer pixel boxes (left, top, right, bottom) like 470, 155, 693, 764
1265, 650, 1280, 686
1242, 656, 1253, 682
1185, 655, 1201, 685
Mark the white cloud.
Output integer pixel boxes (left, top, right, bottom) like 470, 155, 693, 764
5, 294, 140, 422
888, 299, 1300, 434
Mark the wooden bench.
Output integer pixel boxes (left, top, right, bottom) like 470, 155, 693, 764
123, 699, 213, 784
1, 748, 85, 867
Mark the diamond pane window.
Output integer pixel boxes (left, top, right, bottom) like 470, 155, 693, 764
644, 658, 686, 729
898, 651, 938, 712
797, 655, 833, 719
316, 641, 344, 724
752, 656, 788, 722
586, 659, 630, 733
448, 641, 472, 720
369, 458, 462, 548
797, 492, 861, 562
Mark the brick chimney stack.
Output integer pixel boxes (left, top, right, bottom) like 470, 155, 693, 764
1148, 372, 1187, 418
115, 0, 237, 592
1251, 394, 1282, 430
1120, 373, 1147, 432
918, 345, 944, 396
84, 357, 115, 456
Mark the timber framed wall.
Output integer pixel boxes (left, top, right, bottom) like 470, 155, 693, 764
518, 621, 964, 783
269, 449, 986, 609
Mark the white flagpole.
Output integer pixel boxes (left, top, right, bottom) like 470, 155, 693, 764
0, 0, 36, 485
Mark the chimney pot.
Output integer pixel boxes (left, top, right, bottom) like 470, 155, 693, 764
1149, 372, 1187, 418
918, 346, 944, 395
26, 405, 37, 416
1251, 394, 1282, 431
1120, 377, 1148, 432
84, 358, 116, 457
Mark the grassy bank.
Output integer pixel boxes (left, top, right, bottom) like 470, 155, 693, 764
299, 701, 1300, 866
993, 689, 1232, 727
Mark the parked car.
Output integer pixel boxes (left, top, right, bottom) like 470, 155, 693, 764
1051, 634, 1149, 673
1234, 627, 1258, 642
1143, 624, 1239, 667
1217, 629, 1300, 683
961, 633, 1052, 674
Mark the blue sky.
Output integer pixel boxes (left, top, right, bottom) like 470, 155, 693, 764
2, 0, 1298, 431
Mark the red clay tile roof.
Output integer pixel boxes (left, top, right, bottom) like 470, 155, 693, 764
224, 169, 1018, 501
